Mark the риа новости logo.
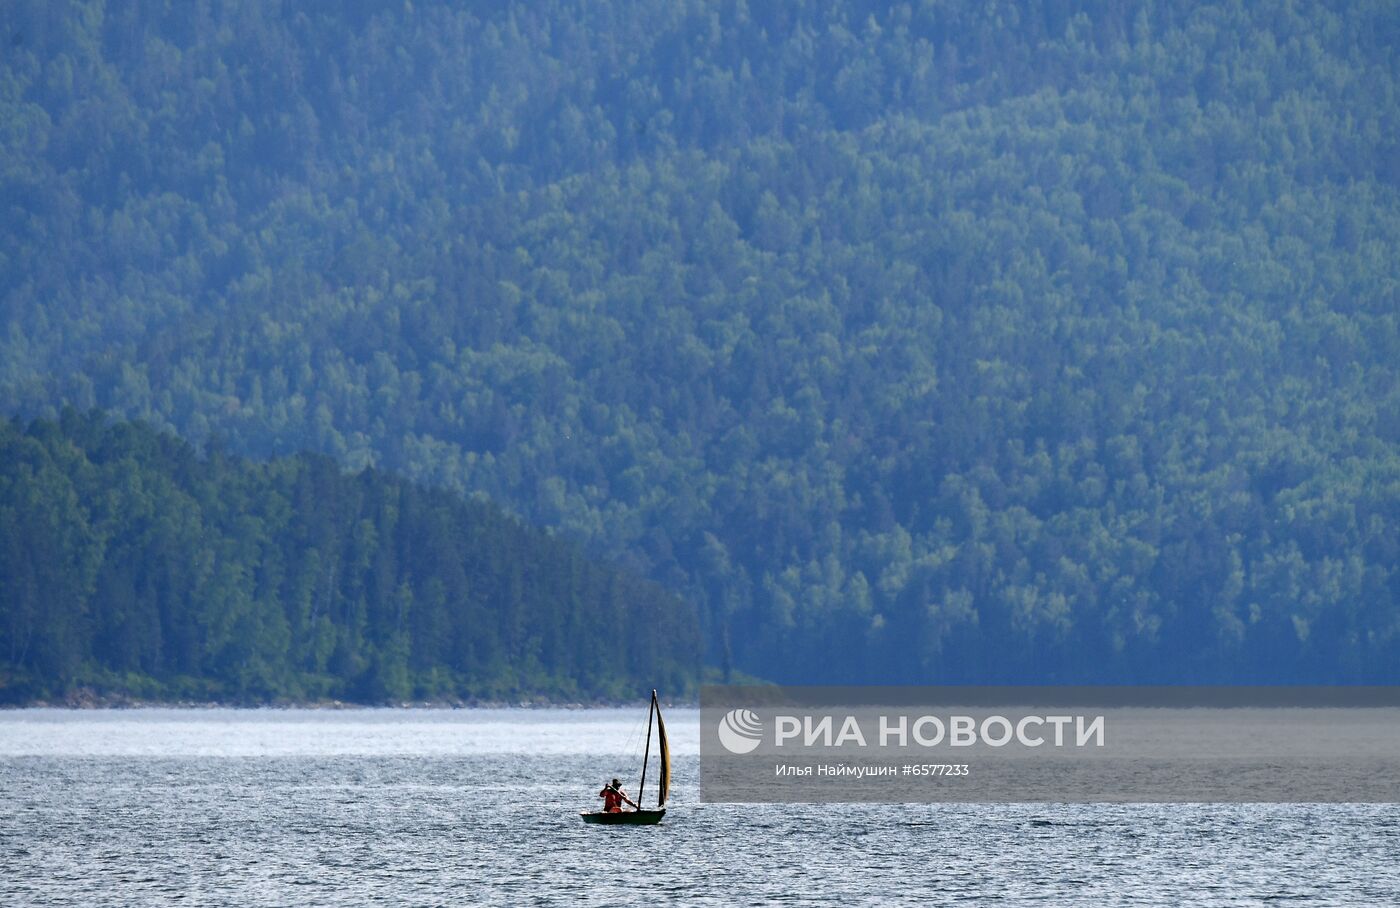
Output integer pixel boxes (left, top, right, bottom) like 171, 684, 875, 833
717, 708, 763, 754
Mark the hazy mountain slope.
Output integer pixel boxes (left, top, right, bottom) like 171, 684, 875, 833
2, 1, 1398, 681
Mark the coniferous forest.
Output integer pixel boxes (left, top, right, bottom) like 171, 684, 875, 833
0, 412, 698, 702
1, 1, 1398, 695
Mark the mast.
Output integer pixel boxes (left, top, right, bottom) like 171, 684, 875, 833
637, 688, 656, 809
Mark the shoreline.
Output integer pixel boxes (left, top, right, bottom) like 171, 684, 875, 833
2, 693, 700, 711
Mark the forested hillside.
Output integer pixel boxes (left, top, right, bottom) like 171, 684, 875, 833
0, 413, 698, 703
2, 1, 1398, 683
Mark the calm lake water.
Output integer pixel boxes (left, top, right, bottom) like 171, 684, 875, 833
2, 709, 1397, 906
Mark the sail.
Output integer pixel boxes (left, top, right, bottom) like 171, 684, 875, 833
656, 697, 671, 807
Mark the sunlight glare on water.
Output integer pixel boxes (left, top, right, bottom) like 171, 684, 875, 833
0, 707, 700, 757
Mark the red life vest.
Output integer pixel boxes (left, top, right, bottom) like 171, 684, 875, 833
600, 787, 624, 811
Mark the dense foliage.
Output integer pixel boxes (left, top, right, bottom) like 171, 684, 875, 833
2, 1, 1398, 683
0, 413, 698, 702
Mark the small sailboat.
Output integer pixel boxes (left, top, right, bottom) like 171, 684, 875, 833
581, 689, 669, 825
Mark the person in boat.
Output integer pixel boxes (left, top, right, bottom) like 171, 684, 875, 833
598, 778, 639, 813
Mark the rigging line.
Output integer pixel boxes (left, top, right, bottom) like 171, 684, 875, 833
619, 706, 647, 769
630, 707, 648, 757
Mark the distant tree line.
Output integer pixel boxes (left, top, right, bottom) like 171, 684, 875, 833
0, 413, 699, 703
1, 1, 1397, 683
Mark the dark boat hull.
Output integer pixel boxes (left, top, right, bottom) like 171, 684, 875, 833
580, 809, 666, 825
